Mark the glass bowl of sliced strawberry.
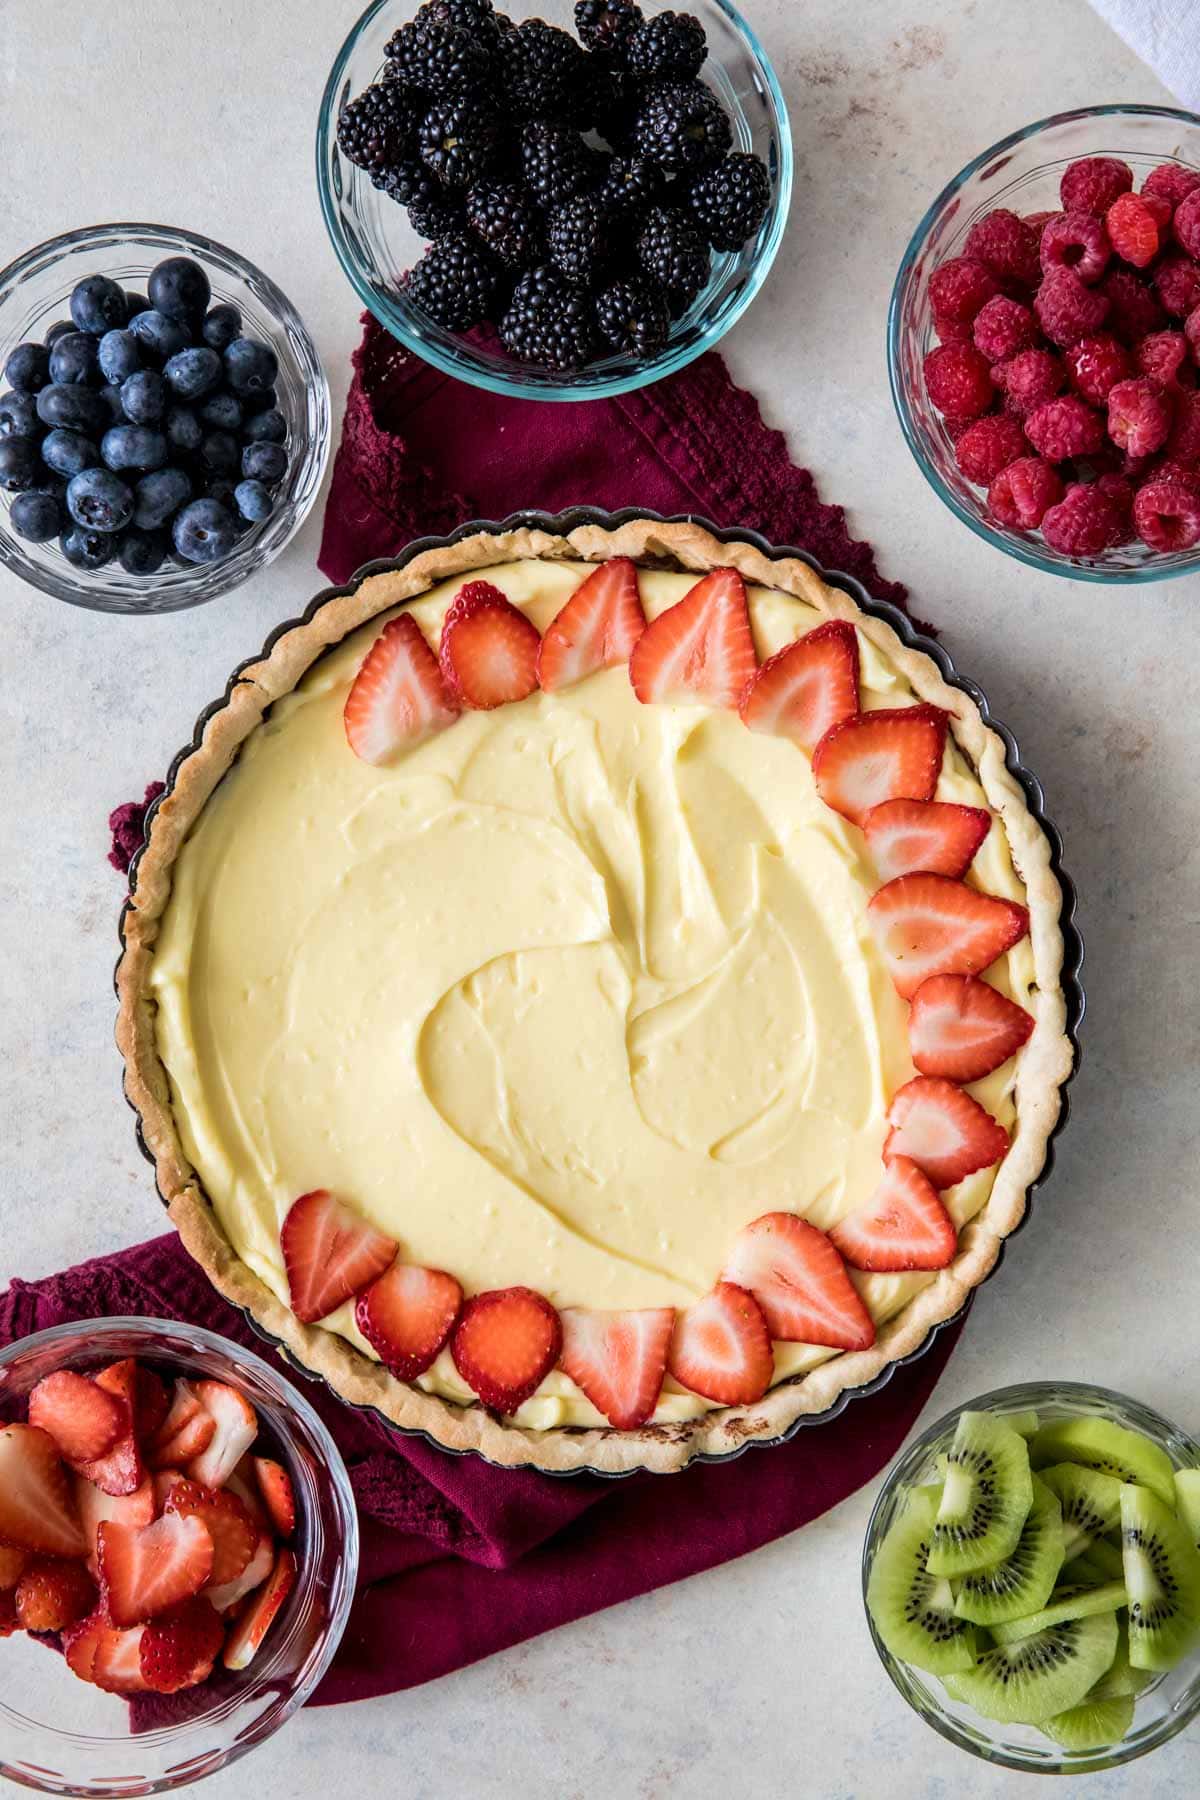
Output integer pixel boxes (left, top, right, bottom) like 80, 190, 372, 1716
0, 1316, 357, 1795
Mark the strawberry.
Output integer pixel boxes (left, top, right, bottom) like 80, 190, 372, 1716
252, 1458, 296, 1540
828, 1157, 957, 1272
439, 581, 541, 709
344, 612, 460, 764
153, 1469, 187, 1512
140, 1595, 225, 1693
186, 1380, 259, 1491
667, 1282, 773, 1405
450, 1286, 563, 1415
98, 1511, 214, 1626
75, 1476, 156, 1576
628, 567, 758, 709
64, 1611, 148, 1692
908, 972, 1035, 1082
738, 619, 860, 751
721, 1214, 876, 1350
355, 1260, 463, 1381
280, 1189, 399, 1326
559, 1307, 674, 1430
224, 1461, 268, 1531
861, 798, 991, 883
0, 1545, 29, 1588
812, 705, 948, 825
0, 1424, 86, 1558
223, 1547, 297, 1672
537, 557, 646, 691
76, 1360, 146, 1497
206, 1530, 274, 1614
885, 1076, 1010, 1190
14, 1556, 97, 1632
164, 1479, 256, 1588
28, 1371, 124, 1465
867, 872, 1029, 1000
147, 1379, 217, 1471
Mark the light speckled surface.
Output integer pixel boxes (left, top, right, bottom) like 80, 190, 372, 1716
2, 0, 1198, 1793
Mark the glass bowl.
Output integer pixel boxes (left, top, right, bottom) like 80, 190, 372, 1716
862, 1380, 1200, 1775
888, 104, 1200, 584
0, 1316, 358, 1796
0, 223, 330, 614
316, 0, 792, 399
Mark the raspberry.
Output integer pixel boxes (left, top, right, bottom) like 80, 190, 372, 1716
1155, 254, 1200, 320
1104, 192, 1162, 269
943, 414, 976, 445
1065, 333, 1130, 406
1060, 156, 1132, 216
1167, 389, 1200, 463
1150, 457, 1200, 492
1142, 192, 1173, 232
1099, 267, 1167, 342
928, 257, 1000, 331
1035, 267, 1109, 347
923, 342, 994, 419
971, 294, 1039, 362
954, 413, 1028, 484
1143, 163, 1200, 211
1025, 394, 1105, 461
1134, 331, 1189, 387
1041, 479, 1128, 554
1133, 476, 1200, 550
962, 209, 1040, 288
1039, 210, 1111, 284
934, 316, 974, 346
987, 456, 1064, 528
994, 347, 1065, 416
1106, 377, 1173, 457
1185, 304, 1200, 362
1094, 471, 1136, 544
1174, 188, 1200, 260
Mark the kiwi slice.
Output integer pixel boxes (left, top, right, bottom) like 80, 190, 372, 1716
1090, 1621, 1153, 1701
927, 1412, 1033, 1578
1030, 1418, 1176, 1509
1038, 1463, 1125, 1560
1040, 1694, 1135, 1751
953, 1478, 1063, 1625
990, 1580, 1127, 1646
1174, 1468, 1200, 1546
1121, 1482, 1200, 1671
866, 1488, 977, 1676
944, 1610, 1118, 1725
1004, 1409, 1040, 1438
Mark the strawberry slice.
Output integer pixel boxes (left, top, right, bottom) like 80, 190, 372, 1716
862, 798, 992, 882
147, 1379, 216, 1471
280, 1189, 399, 1326
74, 1475, 156, 1576
0, 1424, 86, 1558
64, 1611, 148, 1692
186, 1380, 259, 1491
738, 619, 860, 751
75, 1360, 146, 1497
0, 1545, 29, 1589
223, 1547, 297, 1671
344, 612, 460, 764
629, 567, 758, 708
98, 1511, 214, 1627
559, 1307, 674, 1430
667, 1282, 773, 1405
439, 581, 541, 709
224, 1462, 268, 1531
140, 1595, 225, 1693
812, 705, 948, 825
14, 1556, 97, 1632
909, 972, 1035, 1082
721, 1214, 876, 1350
252, 1458, 295, 1540
829, 1157, 957, 1272
867, 872, 1029, 999
885, 1076, 1010, 1190
27, 1371, 124, 1465
355, 1260, 463, 1381
206, 1530, 274, 1614
537, 557, 646, 692
164, 1479, 256, 1587
450, 1286, 563, 1415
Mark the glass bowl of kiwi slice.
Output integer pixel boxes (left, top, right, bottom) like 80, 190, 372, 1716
862, 1382, 1200, 1774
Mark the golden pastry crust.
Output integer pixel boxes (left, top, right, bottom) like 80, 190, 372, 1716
116, 519, 1075, 1475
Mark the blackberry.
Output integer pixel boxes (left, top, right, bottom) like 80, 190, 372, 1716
625, 11, 707, 81
408, 190, 464, 240
418, 99, 501, 189
687, 152, 770, 250
596, 153, 664, 214
635, 205, 710, 313
337, 83, 422, 184
631, 80, 732, 174
500, 265, 598, 369
415, 0, 500, 44
594, 276, 670, 356
499, 19, 584, 121
384, 20, 486, 96
574, 0, 642, 64
519, 121, 598, 211
466, 182, 544, 269
547, 194, 613, 286
405, 233, 499, 330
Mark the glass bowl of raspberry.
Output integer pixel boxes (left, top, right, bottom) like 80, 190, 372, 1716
0, 1316, 358, 1795
317, 0, 792, 399
889, 105, 1200, 582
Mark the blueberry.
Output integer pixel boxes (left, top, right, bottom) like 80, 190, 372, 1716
233, 478, 273, 524
70, 274, 128, 335
97, 329, 141, 386
202, 303, 242, 351
202, 474, 239, 508
4, 342, 51, 393
148, 256, 211, 323
223, 338, 278, 396
164, 405, 203, 455
67, 466, 134, 533
129, 309, 191, 364
101, 425, 168, 473
0, 391, 40, 438
60, 524, 115, 569
10, 488, 63, 542
198, 389, 242, 431
117, 526, 168, 575
173, 496, 236, 563
44, 319, 76, 346
241, 385, 278, 416
41, 428, 100, 478
48, 331, 100, 387
124, 292, 151, 319
242, 406, 286, 444
99, 385, 126, 425
0, 437, 43, 491
164, 346, 222, 400
133, 465, 192, 530
241, 440, 287, 485
199, 429, 239, 475
36, 382, 111, 436
120, 369, 167, 425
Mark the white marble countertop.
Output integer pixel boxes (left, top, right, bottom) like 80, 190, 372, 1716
2, 0, 1199, 1794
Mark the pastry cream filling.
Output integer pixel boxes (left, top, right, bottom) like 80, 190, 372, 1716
151, 562, 1034, 1429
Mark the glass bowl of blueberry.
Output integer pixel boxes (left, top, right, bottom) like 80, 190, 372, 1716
0, 223, 330, 613
317, 0, 791, 398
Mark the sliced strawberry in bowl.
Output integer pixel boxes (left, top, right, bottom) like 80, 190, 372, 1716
861, 799, 991, 882
629, 567, 758, 708
206, 1530, 274, 1615
147, 1379, 216, 1471
812, 705, 948, 825
76, 1360, 147, 1497
908, 972, 1035, 1081
738, 619, 859, 751
721, 1213, 876, 1350
885, 1076, 1010, 1190
450, 1286, 562, 1415
355, 1260, 463, 1382
74, 1474, 156, 1576
186, 1380, 259, 1491
164, 1478, 256, 1588
867, 872, 1029, 999
251, 1457, 295, 1541
140, 1594, 226, 1694
0, 1423, 87, 1558
280, 1189, 399, 1326
14, 1557, 97, 1632
667, 1282, 773, 1405
829, 1158, 957, 1272
64, 1611, 148, 1693
344, 612, 460, 764
559, 1307, 674, 1430
537, 557, 646, 691
28, 1370, 124, 1466
223, 1547, 297, 1672
439, 581, 541, 709
97, 1510, 214, 1627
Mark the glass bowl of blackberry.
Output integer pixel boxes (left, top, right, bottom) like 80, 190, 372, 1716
0, 223, 330, 614
317, 0, 791, 398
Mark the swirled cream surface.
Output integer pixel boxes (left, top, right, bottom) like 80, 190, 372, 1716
152, 561, 1034, 1427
